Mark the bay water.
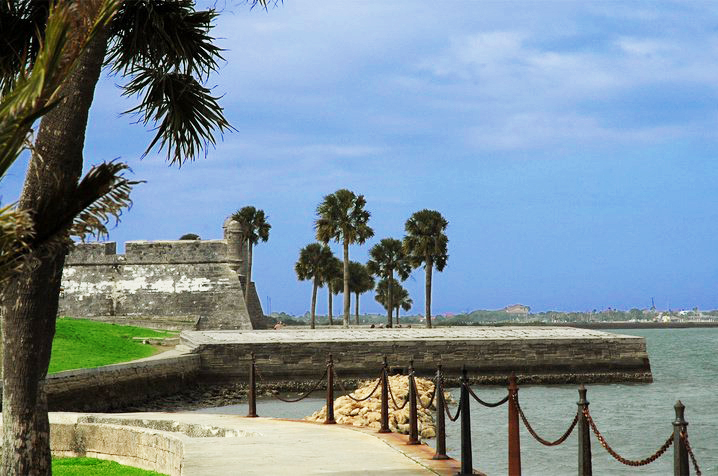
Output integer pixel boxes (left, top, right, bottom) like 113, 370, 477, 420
197, 328, 717, 475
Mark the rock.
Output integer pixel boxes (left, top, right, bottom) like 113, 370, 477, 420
304, 375, 451, 439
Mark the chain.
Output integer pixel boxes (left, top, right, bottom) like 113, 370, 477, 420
466, 383, 509, 407
512, 393, 578, 446
333, 368, 383, 403
270, 369, 327, 403
386, 376, 409, 410
583, 408, 673, 466
444, 392, 462, 422
681, 430, 702, 476
415, 379, 436, 410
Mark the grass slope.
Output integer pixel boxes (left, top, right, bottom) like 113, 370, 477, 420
53, 457, 167, 476
49, 318, 175, 374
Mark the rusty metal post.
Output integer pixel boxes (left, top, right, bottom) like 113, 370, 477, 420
673, 401, 689, 476
325, 354, 336, 424
379, 356, 391, 433
247, 353, 257, 417
508, 372, 521, 476
459, 365, 473, 476
432, 364, 449, 460
408, 360, 420, 445
577, 385, 592, 476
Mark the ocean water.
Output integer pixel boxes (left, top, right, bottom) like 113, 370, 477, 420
197, 328, 718, 475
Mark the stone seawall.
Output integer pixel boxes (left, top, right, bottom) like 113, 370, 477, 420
45, 353, 201, 411
181, 327, 653, 385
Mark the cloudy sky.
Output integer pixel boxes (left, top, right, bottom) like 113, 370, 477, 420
4, 1, 718, 315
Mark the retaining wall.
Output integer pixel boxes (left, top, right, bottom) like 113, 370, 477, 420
45, 353, 201, 412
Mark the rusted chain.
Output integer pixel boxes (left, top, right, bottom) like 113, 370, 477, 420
270, 369, 328, 403
387, 377, 409, 410
681, 430, 702, 476
444, 393, 462, 422
583, 407, 674, 466
466, 384, 509, 408
415, 378, 436, 410
512, 393, 578, 446
333, 368, 383, 403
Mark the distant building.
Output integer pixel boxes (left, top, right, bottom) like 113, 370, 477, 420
504, 304, 530, 315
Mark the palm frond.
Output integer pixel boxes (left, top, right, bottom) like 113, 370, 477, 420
123, 68, 234, 165
108, 0, 222, 80
0, 203, 34, 284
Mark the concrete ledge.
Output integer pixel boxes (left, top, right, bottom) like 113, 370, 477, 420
50, 416, 185, 476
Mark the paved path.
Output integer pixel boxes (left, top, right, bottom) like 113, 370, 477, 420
50, 412, 466, 475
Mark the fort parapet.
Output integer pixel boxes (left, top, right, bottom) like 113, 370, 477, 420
59, 220, 263, 330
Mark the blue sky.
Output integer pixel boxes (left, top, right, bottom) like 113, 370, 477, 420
3, 1, 718, 315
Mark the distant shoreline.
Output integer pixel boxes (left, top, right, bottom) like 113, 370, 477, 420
551, 321, 718, 329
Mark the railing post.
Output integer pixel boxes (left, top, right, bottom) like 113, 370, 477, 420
673, 400, 689, 476
408, 360, 419, 445
459, 365, 473, 476
577, 385, 592, 476
325, 354, 336, 424
432, 364, 449, 460
508, 372, 521, 476
379, 356, 391, 433
247, 352, 257, 417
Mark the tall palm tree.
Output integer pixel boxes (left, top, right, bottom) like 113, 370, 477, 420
324, 256, 342, 326
403, 210, 449, 329
367, 238, 410, 328
295, 243, 334, 329
374, 278, 411, 325
0, 1, 253, 472
231, 206, 271, 299
315, 189, 374, 328
348, 261, 374, 325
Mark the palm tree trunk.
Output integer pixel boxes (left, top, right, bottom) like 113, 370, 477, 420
342, 240, 350, 327
245, 241, 253, 300
396, 305, 400, 325
425, 256, 433, 329
355, 292, 360, 324
2, 15, 110, 475
327, 283, 333, 326
310, 279, 318, 329
387, 272, 393, 328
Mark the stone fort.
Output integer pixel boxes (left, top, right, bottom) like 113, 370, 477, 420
58, 218, 263, 330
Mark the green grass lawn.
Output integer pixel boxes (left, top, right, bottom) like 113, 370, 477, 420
52, 457, 167, 476
49, 318, 176, 374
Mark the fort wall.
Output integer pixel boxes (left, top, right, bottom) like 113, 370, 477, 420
59, 238, 262, 330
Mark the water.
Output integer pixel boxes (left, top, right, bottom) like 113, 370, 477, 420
196, 328, 718, 475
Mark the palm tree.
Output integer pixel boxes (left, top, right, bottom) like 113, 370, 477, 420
403, 210, 449, 329
348, 261, 374, 325
374, 278, 411, 325
295, 243, 334, 329
0, 1, 254, 471
367, 238, 410, 328
315, 189, 374, 327
231, 206, 271, 299
324, 256, 343, 326
395, 288, 413, 325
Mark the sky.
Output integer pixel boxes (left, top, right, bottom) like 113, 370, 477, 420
3, 1, 718, 315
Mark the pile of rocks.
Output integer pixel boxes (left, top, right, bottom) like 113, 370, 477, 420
305, 375, 450, 439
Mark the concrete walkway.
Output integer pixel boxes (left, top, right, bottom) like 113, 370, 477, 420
49, 412, 467, 475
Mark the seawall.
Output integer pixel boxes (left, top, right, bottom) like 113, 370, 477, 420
181, 327, 652, 385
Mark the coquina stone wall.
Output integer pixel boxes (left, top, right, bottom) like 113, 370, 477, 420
58, 236, 264, 329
